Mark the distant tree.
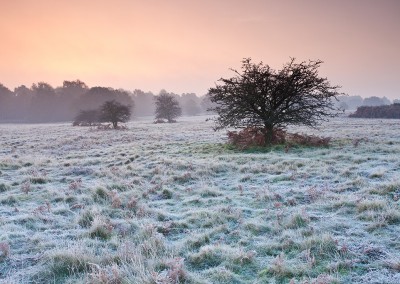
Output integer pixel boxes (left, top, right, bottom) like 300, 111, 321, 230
363, 96, 387, 107
382, 97, 391, 105
62, 79, 88, 90
208, 58, 343, 144
181, 93, 202, 116
0, 83, 15, 120
200, 94, 217, 113
183, 98, 201, 116
31, 82, 56, 97
57, 80, 89, 120
154, 92, 182, 122
339, 102, 349, 112
73, 109, 100, 126
29, 82, 60, 122
349, 104, 400, 118
13, 85, 32, 119
132, 89, 155, 116
78, 87, 133, 110
336, 95, 363, 110
99, 100, 132, 128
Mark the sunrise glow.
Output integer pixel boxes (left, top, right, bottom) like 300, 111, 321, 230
1, 0, 399, 98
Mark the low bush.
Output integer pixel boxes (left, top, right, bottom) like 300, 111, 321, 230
227, 127, 330, 149
349, 103, 400, 118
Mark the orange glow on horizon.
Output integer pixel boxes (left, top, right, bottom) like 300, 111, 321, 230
0, 0, 399, 98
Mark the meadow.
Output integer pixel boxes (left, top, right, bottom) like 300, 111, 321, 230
0, 116, 399, 283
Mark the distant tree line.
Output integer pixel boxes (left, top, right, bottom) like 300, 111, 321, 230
349, 103, 400, 119
0, 81, 210, 123
335, 95, 395, 111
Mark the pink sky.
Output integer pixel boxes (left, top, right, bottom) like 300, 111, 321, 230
1, 0, 399, 98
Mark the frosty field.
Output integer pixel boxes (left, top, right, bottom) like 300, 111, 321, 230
0, 116, 399, 283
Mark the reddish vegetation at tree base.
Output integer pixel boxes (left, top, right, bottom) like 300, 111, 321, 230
227, 127, 331, 149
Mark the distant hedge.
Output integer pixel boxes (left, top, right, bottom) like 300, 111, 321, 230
349, 103, 400, 119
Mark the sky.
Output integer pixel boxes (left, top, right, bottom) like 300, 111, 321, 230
0, 0, 399, 99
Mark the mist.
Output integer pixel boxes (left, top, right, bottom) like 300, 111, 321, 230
0, 80, 209, 123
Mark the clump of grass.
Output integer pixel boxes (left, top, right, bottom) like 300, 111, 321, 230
30, 177, 47, 184
259, 253, 302, 281
369, 182, 400, 196
383, 208, 400, 225
88, 263, 124, 284
199, 188, 221, 198
0, 195, 17, 205
369, 168, 386, 179
203, 266, 240, 283
243, 221, 271, 235
357, 199, 386, 213
0, 242, 10, 260
107, 183, 127, 192
161, 189, 173, 199
385, 258, 400, 272
302, 234, 338, 259
185, 233, 211, 250
78, 210, 95, 228
65, 196, 78, 204
47, 249, 94, 279
0, 183, 9, 192
232, 249, 256, 265
173, 172, 192, 183
88, 217, 113, 240
93, 187, 109, 203
21, 181, 31, 194
188, 244, 255, 272
109, 190, 122, 208
365, 208, 400, 231
154, 257, 188, 283
188, 245, 225, 269
127, 196, 138, 210
285, 211, 310, 229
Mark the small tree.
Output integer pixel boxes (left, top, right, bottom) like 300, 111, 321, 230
208, 58, 343, 144
154, 93, 182, 122
100, 100, 131, 128
73, 109, 100, 126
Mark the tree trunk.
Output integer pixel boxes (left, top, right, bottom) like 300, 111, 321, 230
264, 124, 274, 145
113, 121, 118, 129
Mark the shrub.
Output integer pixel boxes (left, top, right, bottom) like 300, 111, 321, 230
349, 104, 400, 118
227, 127, 286, 149
73, 109, 100, 126
227, 127, 330, 149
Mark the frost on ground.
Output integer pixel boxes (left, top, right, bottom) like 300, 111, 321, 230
0, 116, 399, 283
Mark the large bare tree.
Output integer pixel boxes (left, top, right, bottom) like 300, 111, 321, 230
208, 58, 344, 144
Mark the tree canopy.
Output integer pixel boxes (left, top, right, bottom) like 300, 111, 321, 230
154, 92, 182, 122
73, 109, 100, 126
208, 58, 344, 143
100, 100, 132, 128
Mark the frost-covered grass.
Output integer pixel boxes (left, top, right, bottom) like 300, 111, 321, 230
0, 116, 399, 283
